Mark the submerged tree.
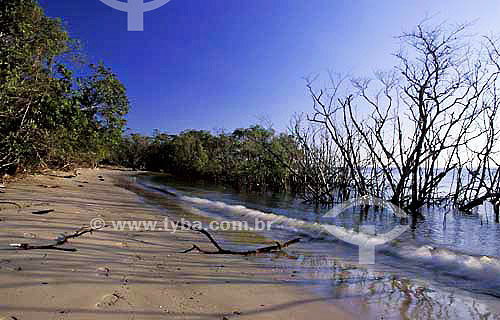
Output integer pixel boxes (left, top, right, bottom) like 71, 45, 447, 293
305, 22, 500, 215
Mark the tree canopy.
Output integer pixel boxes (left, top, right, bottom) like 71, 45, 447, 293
0, 0, 129, 173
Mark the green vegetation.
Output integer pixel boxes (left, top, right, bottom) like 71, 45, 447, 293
0, 0, 129, 173
0, 0, 301, 195
110, 126, 303, 193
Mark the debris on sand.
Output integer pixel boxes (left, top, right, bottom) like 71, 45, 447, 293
32, 209, 54, 215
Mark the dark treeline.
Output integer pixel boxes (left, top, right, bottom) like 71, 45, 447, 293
110, 126, 304, 193
110, 124, 354, 202
0, 0, 129, 174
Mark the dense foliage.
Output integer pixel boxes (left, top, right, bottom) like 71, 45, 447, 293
0, 0, 129, 174
111, 126, 304, 193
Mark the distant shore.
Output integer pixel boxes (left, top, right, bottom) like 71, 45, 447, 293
0, 168, 354, 320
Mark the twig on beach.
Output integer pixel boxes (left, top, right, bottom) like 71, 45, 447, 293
32, 209, 54, 215
9, 225, 105, 252
174, 220, 300, 255
46, 172, 78, 179
38, 184, 60, 188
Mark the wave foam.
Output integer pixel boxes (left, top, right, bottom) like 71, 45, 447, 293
143, 182, 500, 287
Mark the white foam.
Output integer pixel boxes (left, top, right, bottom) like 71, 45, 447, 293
145, 182, 500, 286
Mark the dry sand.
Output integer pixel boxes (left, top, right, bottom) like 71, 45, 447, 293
0, 168, 355, 320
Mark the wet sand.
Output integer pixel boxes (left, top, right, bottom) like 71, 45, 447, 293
0, 168, 354, 319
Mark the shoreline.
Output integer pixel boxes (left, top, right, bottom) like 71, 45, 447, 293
0, 168, 354, 319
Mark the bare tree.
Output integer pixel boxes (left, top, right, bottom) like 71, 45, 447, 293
451, 36, 500, 220
304, 22, 500, 218
289, 114, 350, 203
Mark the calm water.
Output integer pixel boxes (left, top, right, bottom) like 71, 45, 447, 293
136, 174, 500, 319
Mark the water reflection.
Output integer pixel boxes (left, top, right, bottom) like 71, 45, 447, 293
143, 174, 500, 319
289, 255, 500, 320
150, 174, 500, 258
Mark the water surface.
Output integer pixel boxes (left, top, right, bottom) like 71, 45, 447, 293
136, 174, 500, 319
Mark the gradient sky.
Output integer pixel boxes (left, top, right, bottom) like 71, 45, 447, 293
40, 0, 500, 135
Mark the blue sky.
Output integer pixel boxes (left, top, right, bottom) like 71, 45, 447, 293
41, 0, 500, 135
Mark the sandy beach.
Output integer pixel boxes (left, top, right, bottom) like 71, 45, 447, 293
0, 168, 354, 320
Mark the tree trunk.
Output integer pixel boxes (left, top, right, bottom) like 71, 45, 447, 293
494, 203, 500, 224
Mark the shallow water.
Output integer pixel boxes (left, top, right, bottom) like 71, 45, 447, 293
136, 174, 500, 319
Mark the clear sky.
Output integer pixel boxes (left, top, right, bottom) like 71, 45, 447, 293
40, 0, 500, 135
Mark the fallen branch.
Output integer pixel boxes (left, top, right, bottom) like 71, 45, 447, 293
174, 220, 300, 255
32, 209, 54, 215
38, 184, 60, 188
10, 225, 104, 252
47, 174, 77, 179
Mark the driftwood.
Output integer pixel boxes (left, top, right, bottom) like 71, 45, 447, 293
174, 220, 301, 255
48, 174, 77, 179
10, 226, 104, 252
139, 184, 299, 253
32, 209, 55, 215
6, 217, 299, 255
38, 184, 60, 188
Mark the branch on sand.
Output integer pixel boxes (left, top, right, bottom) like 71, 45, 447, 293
10, 226, 105, 252
174, 220, 301, 255
32, 209, 55, 215
7, 220, 299, 255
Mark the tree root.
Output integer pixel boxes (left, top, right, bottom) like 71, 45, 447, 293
174, 220, 301, 255
9, 225, 104, 252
